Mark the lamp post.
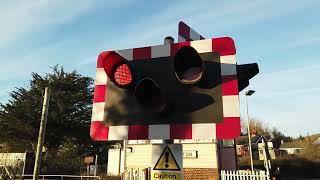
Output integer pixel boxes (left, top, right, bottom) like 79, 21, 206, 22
245, 90, 255, 172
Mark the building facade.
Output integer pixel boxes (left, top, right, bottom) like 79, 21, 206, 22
107, 139, 237, 180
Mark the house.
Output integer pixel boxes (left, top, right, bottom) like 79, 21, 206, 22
280, 134, 320, 155
279, 139, 304, 156
279, 147, 303, 155
236, 135, 269, 156
236, 144, 248, 156
279, 141, 303, 156
107, 139, 238, 180
312, 136, 320, 145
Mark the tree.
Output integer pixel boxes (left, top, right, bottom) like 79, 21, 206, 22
240, 118, 292, 146
0, 65, 94, 152
241, 118, 270, 137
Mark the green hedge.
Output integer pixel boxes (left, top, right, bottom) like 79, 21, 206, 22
238, 157, 320, 178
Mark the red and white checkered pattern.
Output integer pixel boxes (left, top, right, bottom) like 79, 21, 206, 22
178, 21, 205, 42
91, 37, 240, 141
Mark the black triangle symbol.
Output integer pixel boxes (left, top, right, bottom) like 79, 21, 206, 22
153, 145, 181, 171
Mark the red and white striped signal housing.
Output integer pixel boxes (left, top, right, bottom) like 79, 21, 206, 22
178, 21, 205, 42
90, 21, 258, 141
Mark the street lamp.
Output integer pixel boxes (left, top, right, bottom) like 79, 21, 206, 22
245, 89, 255, 172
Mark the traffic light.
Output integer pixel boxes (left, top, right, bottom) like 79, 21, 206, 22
173, 46, 203, 84
100, 51, 135, 89
90, 22, 259, 141
99, 41, 230, 125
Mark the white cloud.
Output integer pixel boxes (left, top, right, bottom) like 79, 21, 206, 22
1, 0, 320, 137
0, 0, 134, 102
250, 63, 320, 98
105, 0, 319, 49
76, 0, 320, 69
0, 1, 86, 46
0, 0, 133, 47
285, 33, 320, 48
0, 39, 72, 81
239, 62, 320, 137
158, 0, 319, 35
248, 94, 320, 137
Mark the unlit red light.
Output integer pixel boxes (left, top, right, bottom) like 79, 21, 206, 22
174, 46, 203, 84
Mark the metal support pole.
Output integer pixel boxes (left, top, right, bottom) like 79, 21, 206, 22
262, 139, 270, 175
123, 140, 128, 172
22, 151, 27, 176
33, 87, 50, 180
245, 94, 254, 172
164, 36, 175, 145
94, 155, 98, 176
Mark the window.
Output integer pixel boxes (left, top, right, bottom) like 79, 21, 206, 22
219, 139, 234, 147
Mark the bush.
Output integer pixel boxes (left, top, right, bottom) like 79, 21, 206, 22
238, 156, 320, 178
42, 139, 84, 174
299, 144, 320, 161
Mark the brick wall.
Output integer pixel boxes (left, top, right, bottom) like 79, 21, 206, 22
183, 168, 219, 180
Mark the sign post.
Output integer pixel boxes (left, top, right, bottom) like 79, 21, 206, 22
33, 87, 50, 180
84, 156, 94, 177
151, 144, 183, 180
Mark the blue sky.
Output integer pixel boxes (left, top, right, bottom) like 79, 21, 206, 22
0, 0, 319, 137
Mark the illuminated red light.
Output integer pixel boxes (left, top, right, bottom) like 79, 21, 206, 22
100, 51, 133, 88
114, 63, 132, 86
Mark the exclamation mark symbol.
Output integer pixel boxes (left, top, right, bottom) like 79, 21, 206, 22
165, 152, 169, 168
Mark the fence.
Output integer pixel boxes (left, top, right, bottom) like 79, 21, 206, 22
0, 153, 26, 176
80, 165, 107, 176
221, 170, 270, 180
1, 164, 25, 180
22, 174, 101, 180
122, 168, 148, 180
1, 165, 13, 179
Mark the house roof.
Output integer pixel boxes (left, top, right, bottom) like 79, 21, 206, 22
281, 134, 320, 148
280, 141, 305, 148
312, 136, 320, 145
236, 135, 270, 145
308, 134, 320, 142
251, 135, 268, 144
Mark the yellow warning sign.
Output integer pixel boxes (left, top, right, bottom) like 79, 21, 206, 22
153, 146, 180, 171
151, 172, 182, 180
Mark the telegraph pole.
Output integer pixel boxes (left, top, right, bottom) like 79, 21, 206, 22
33, 87, 50, 180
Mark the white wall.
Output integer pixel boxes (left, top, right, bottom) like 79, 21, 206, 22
107, 149, 121, 176
125, 142, 219, 169
182, 143, 218, 168
126, 144, 153, 168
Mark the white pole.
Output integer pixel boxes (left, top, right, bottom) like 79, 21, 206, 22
33, 87, 50, 180
262, 139, 270, 175
22, 151, 27, 176
245, 94, 254, 172
123, 140, 128, 171
94, 155, 98, 176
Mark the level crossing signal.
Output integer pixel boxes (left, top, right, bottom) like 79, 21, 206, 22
90, 21, 259, 141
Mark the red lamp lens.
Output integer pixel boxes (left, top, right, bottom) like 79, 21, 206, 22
114, 63, 132, 86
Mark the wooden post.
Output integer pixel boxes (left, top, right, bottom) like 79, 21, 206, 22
33, 87, 50, 180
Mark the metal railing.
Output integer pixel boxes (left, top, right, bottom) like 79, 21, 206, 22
22, 174, 101, 180
0, 165, 15, 180
122, 168, 149, 180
